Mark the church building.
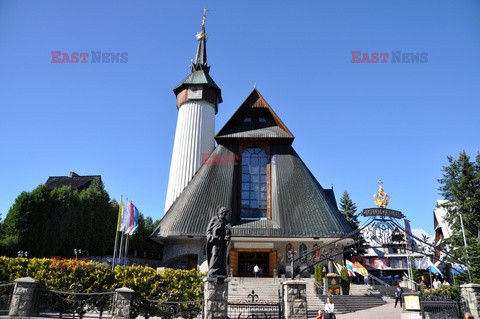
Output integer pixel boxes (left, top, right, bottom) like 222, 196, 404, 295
151, 12, 353, 277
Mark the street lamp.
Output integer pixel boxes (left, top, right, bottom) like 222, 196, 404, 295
17, 251, 28, 258
74, 248, 82, 260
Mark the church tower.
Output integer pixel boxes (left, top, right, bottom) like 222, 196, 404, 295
164, 10, 222, 212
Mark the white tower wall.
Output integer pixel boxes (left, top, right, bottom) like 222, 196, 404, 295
164, 100, 215, 212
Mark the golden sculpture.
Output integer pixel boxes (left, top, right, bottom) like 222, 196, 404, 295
374, 180, 390, 208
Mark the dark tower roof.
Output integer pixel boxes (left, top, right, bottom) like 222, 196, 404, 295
191, 8, 209, 73
173, 9, 222, 103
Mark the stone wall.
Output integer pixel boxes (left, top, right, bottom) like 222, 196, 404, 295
161, 238, 206, 269
6, 278, 133, 319
460, 283, 480, 318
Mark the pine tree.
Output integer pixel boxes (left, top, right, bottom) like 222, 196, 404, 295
438, 151, 480, 283
339, 190, 359, 230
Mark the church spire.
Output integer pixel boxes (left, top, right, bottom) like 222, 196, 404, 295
191, 8, 209, 73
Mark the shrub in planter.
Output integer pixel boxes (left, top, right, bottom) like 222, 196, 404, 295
340, 266, 350, 295
314, 263, 324, 285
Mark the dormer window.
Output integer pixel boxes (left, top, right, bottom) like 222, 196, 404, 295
259, 117, 267, 123
244, 117, 252, 123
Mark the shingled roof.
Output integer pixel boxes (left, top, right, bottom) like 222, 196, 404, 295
45, 172, 101, 191
151, 142, 352, 241
152, 89, 354, 243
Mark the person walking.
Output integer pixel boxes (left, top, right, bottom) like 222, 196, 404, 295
253, 264, 260, 278
394, 285, 404, 308
324, 297, 335, 319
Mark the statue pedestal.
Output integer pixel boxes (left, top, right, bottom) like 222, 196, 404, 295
282, 280, 307, 319
324, 274, 342, 295
203, 277, 229, 319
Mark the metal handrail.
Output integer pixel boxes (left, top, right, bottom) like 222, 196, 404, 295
367, 273, 389, 287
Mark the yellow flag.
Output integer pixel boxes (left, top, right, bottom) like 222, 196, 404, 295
354, 261, 369, 276
116, 196, 123, 232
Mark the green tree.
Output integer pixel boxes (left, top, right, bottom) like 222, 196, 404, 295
0, 179, 117, 258
127, 213, 162, 260
339, 190, 359, 229
438, 151, 480, 283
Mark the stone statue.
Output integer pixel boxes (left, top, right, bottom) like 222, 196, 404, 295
206, 207, 231, 278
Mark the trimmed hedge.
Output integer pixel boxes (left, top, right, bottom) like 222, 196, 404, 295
0, 257, 203, 300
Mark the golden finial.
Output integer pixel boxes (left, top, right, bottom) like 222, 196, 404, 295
196, 9, 208, 40
374, 180, 390, 208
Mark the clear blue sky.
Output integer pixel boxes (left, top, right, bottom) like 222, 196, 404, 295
1, 1, 479, 235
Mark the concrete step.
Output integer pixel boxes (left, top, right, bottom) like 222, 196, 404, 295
228, 277, 392, 315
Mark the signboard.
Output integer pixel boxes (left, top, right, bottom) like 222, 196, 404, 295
404, 295, 421, 311
362, 208, 404, 219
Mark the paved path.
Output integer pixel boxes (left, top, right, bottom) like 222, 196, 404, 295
312, 303, 404, 319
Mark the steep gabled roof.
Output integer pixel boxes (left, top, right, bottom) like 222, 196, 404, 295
215, 89, 293, 142
151, 143, 353, 241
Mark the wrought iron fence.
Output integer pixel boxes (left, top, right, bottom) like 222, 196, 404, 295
228, 302, 282, 319
421, 300, 461, 319
420, 294, 470, 319
228, 290, 282, 319
37, 288, 114, 318
130, 295, 203, 319
0, 283, 15, 315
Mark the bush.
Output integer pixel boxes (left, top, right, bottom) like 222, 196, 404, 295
0, 257, 203, 300
340, 265, 350, 294
314, 263, 323, 285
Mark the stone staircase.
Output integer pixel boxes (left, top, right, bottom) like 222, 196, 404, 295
229, 277, 282, 302
228, 277, 395, 317
305, 280, 391, 317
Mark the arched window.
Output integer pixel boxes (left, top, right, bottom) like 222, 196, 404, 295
241, 147, 268, 221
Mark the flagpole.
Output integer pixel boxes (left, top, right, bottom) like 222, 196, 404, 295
112, 231, 120, 270
113, 196, 124, 269
124, 233, 129, 262
118, 232, 125, 266
429, 267, 432, 292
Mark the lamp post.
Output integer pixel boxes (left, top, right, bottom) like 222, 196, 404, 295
74, 248, 82, 260
458, 206, 472, 282
17, 251, 28, 258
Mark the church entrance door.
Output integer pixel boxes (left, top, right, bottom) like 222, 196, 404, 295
238, 252, 269, 277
